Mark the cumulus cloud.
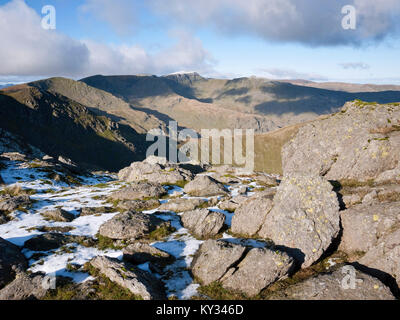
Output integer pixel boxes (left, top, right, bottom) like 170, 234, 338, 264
0, 0, 90, 77
0, 0, 215, 79
339, 62, 370, 70
79, 0, 139, 36
147, 0, 400, 46
258, 68, 327, 81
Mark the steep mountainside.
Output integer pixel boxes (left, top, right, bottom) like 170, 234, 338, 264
30, 78, 165, 134
81, 73, 400, 132
0, 85, 150, 171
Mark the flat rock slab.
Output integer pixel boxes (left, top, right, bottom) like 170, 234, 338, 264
90, 256, 166, 300
183, 175, 228, 197
0, 237, 27, 288
98, 211, 168, 240
268, 266, 395, 300
123, 243, 174, 266
258, 174, 340, 268
24, 233, 95, 251
181, 208, 225, 239
109, 182, 166, 201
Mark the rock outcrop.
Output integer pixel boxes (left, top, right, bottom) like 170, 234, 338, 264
258, 174, 340, 268
98, 211, 169, 240
89, 256, 165, 300
41, 208, 75, 222
340, 202, 400, 256
0, 272, 49, 300
191, 240, 247, 286
181, 209, 225, 239
268, 266, 395, 300
0, 195, 31, 213
282, 101, 400, 182
221, 247, 295, 296
109, 182, 166, 201
158, 198, 206, 213
183, 175, 228, 197
123, 243, 174, 267
231, 194, 273, 236
0, 238, 27, 288
118, 161, 194, 185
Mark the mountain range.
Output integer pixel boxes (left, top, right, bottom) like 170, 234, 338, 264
1, 73, 400, 172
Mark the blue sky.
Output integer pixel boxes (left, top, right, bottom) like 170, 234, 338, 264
1, 0, 400, 84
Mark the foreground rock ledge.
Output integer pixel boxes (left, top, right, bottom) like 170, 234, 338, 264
90, 256, 165, 300
268, 266, 395, 300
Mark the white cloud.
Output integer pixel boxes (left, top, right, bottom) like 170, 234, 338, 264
147, 0, 400, 46
0, 0, 90, 77
339, 62, 370, 70
79, 0, 139, 36
0, 0, 215, 79
258, 68, 327, 81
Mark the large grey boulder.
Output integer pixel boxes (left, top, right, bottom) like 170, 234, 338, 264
359, 227, 400, 287
258, 174, 340, 268
109, 182, 166, 201
181, 209, 225, 239
0, 195, 31, 212
231, 194, 273, 236
183, 175, 228, 197
158, 198, 206, 213
118, 161, 194, 185
268, 266, 395, 300
41, 208, 75, 222
340, 202, 400, 256
0, 237, 27, 288
191, 240, 247, 285
221, 247, 295, 296
90, 256, 165, 300
98, 211, 169, 240
282, 102, 400, 182
0, 272, 49, 300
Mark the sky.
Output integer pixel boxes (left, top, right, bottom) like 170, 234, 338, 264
1, 0, 400, 84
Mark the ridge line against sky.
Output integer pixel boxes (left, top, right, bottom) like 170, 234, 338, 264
1, 0, 400, 84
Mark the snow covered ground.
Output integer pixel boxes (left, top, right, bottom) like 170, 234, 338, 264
0, 158, 273, 299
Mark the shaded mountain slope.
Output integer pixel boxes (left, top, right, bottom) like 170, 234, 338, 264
81, 74, 400, 133
30, 77, 165, 134
0, 85, 150, 171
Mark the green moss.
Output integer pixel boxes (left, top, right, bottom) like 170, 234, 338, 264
147, 225, 176, 241
196, 281, 249, 300
96, 234, 125, 250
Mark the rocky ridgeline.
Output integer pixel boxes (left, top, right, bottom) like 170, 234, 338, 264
1, 101, 400, 300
